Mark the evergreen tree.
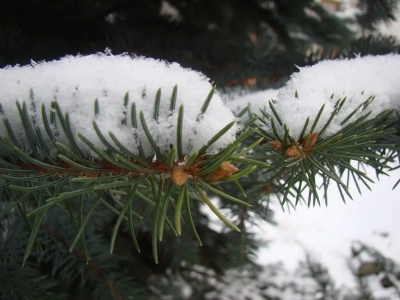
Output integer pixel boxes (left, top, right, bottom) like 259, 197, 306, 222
0, 1, 400, 299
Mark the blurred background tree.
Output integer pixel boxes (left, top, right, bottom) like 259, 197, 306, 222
1, 0, 398, 89
0, 0, 399, 299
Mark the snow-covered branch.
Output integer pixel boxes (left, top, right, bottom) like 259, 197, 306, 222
0, 51, 237, 158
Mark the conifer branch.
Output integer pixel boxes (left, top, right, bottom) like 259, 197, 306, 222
0, 86, 258, 263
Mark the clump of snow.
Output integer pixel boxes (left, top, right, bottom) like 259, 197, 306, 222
226, 55, 400, 141
0, 52, 237, 158
273, 54, 400, 139
227, 55, 400, 140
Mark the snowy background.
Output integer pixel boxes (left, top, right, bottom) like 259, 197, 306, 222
257, 167, 400, 286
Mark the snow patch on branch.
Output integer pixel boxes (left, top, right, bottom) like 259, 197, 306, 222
227, 54, 400, 140
276, 54, 400, 139
0, 52, 237, 158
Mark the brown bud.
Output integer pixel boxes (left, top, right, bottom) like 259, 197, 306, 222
285, 145, 301, 158
208, 161, 238, 181
243, 77, 257, 87
171, 167, 189, 186
269, 140, 283, 151
302, 132, 318, 151
248, 32, 258, 45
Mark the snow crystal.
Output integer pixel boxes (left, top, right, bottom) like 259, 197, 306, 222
0, 52, 237, 158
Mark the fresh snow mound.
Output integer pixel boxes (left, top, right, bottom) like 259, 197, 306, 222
274, 54, 400, 139
0, 52, 237, 158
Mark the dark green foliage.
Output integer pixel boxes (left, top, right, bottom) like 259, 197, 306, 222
0, 211, 151, 300
0, 0, 399, 89
0, 226, 65, 300
345, 33, 400, 56
357, 0, 399, 31
0, 0, 353, 88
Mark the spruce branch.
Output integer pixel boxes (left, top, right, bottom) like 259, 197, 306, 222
256, 97, 398, 206
0, 86, 259, 264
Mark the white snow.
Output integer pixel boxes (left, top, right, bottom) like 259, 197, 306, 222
226, 55, 400, 140
0, 52, 237, 159
160, 0, 182, 23
274, 55, 400, 139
